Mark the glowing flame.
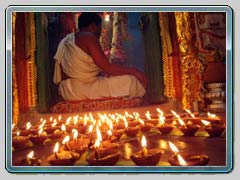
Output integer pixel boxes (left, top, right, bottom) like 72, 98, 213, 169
123, 117, 128, 128
207, 112, 217, 119
73, 115, 78, 125
26, 122, 31, 130
107, 130, 112, 136
50, 117, 53, 122
61, 124, 66, 132
94, 139, 101, 148
39, 120, 46, 129
52, 121, 57, 127
104, 14, 110, 22
58, 115, 62, 121
141, 136, 147, 148
159, 115, 166, 125
156, 108, 164, 116
72, 129, 78, 140
168, 141, 179, 153
145, 111, 151, 120
177, 154, 187, 166
96, 125, 102, 141
12, 123, 16, 130
201, 120, 211, 126
125, 111, 129, 117
27, 151, 34, 159
185, 109, 195, 118
62, 135, 70, 144
139, 119, 145, 125
178, 118, 185, 127
40, 118, 43, 122
66, 117, 72, 125
88, 124, 93, 133
109, 120, 113, 130
84, 118, 87, 126
38, 128, 43, 135
53, 142, 59, 153
171, 110, 180, 119
16, 131, 20, 136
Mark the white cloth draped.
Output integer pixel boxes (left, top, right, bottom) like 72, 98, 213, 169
53, 32, 146, 100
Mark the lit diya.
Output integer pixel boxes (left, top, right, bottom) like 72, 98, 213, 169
19, 122, 32, 136
176, 116, 199, 136
12, 131, 31, 148
44, 120, 60, 134
130, 135, 162, 166
145, 111, 159, 125
156, 111, 174, 134
18, 151, 41, 166
201, 120, 225, 137
138, 119, 153, 133
124, 120, 139, 137
29, 128, 48, 144
48, 142, 80, 166
86, 133, 121, 166
206, 112, 222, 124
63, 130, 88, 155
168, 141, 209, 166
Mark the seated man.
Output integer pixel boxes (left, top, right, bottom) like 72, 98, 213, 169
53, 12, 148, 101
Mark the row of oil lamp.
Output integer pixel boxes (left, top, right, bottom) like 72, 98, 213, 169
12, 109, 225, 150
16, 133, 209, 167
12, 109, 223, 166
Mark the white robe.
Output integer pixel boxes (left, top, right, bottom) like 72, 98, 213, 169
53, 32, 146, 100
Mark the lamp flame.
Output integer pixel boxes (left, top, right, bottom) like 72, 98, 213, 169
66, 117, 72, 125
27, 151, 34, 159
88, 124, 93, 133
177, 154, 187, 166
72, 129, 78, 140
12, 123, 16, 130
38, 128, 43, 135
178, 118, 185, 127
171, 110, 180, 119
207, 112, 217, 119
201, 120, 211, 126
94, 139, 101, 148
16, 131, 20, 136
62, 135, 70, 144
156, 108, 164, 116
159, 115, 166, 125
107, 130, 112, 136
96, 125, 102, 141
61, 124, 66, 131
139, 119, 145, 125
185, 109, 195, 118
168, 141, 179, 153
123, 117, 128, 128
58, 115, 62, 121
145, 111, 151, 120
26, 122, 31, 130
141, 135, 147, 148
53, 142, 59, 153
104, 14, 110, 22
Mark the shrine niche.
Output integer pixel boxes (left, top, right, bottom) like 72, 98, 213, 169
7, 6, 232, 173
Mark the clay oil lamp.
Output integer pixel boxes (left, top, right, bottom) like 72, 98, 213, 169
130, 135, 162, 166
86, 139, 121, 166
125, 112, 139, 127
201, 120, 225, 137
12, 131, 31, 149
172, 110, 199, 136
64, 130, 88, 155
20, 122, 32, 136
145, 111, 159, 125
124, 117, 139, 137
65, 116, 74, 132
139, 118, 153, 133
156, 115, 174, 135
48, 142, 80, 166
168, 141, 209, 166
87, 125, 121, 166
206, 112, 222, 124
45, 119, 60, 134
18, 151, 41, 166
29, 128, 48, 145
178, 117, 199, 136
183, 109, 201, 125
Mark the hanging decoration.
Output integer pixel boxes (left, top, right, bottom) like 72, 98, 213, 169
109, 12, 127, 64
12, 12, 19, 124
175, 12, 204, 109
25, 12, 37, 111
158, 12, 175, 98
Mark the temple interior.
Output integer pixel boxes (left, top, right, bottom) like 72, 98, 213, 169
10, 12, 227, 168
